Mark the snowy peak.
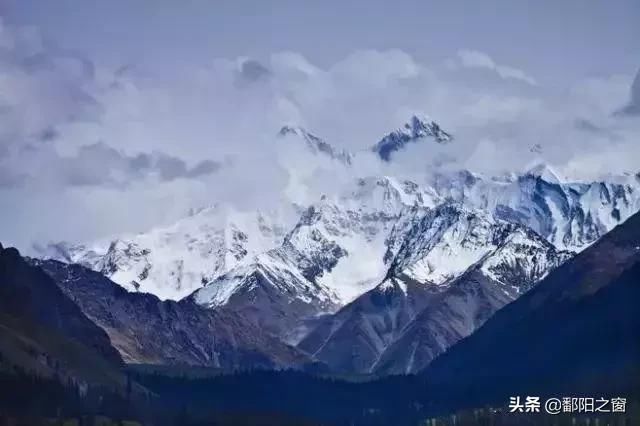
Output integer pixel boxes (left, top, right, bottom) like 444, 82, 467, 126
383, 203, 571, 291
277, 125, 317, 142
525, 163, 563, 184
338, 176, 440, 215
372, 114, 453, 161
277, 125, 353, 164
33, 240, 106, 267
192, 248, 341, 342
192, 177, 443, 338
431, 169, 640, 252
402, 114, 452, 142
384, 203, 481, 283
479, 226, 573, 293
193, 250, 334, 309
298, 205, 572, 375
39, 205, 291, 301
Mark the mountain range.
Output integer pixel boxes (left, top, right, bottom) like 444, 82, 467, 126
3, 209, 638, 424
32, 257, 311, 369
421, 209, 640, 415
31, 115, 640, 376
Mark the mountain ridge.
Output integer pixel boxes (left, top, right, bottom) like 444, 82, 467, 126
298, 205, 572, 374
420, 210, 640, 413
34, 258, 313, 370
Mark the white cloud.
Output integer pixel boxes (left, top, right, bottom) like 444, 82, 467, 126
456, 49, 538, 86
0, 18, 637, 252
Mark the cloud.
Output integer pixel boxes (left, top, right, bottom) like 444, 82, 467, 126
456, 49, 537, 86
615, 67, 640, 116
0, 142, 221, 189
235, 58, 272, 86
0, 18, 222, 191
0, 18, 637, 252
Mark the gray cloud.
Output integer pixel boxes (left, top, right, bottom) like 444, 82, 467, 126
236, 59, 271, 85
574, 119, 618, 138
0, 17, 637, 252
616, 68, 640, 116
185, 159, 221, 177
0, 142, 221, 189
0, 17, 222, 194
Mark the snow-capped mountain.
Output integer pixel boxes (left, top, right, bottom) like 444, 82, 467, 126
193, 176, 440, 342
431, 167, 640, 251
278, 125, 353, 165
36, 205, 292, 300
298, 204, 572, 373
372, 220, 573, 374
34, 114, 640, 375
421, 211, 640, 409
40, 166, 639, 319
384, 202, 574, 288
372, 114, 452, 161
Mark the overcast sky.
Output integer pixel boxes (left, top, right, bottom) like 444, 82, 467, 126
0, 1, 638, 251
5, 0, 639, 85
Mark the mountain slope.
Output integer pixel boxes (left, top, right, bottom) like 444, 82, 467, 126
0, 244, 122, 366
193, 177, 439, 342
299, 206, 571, 374
297, 277, 435, 374
374, 222, 572, 374
278, 125, 353, 165
421, 211, 640, 413
35, 259, 311, 370
0, 243, 127, 390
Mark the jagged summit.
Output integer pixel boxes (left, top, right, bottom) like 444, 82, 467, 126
529, 143, 543, 154
277, 125, 311, 138
277, 125, 352, 164
372, 114, 453, 161
525, 162, 564, 184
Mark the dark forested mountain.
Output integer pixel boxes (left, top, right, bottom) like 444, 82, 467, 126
420, 211, 640, 413
0, 243, 122, 368
34, 258, 312, 370
297, 276, 435, 374
0, 242, 140, 421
